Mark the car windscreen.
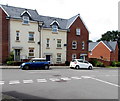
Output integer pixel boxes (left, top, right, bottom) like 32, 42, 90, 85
77, 60, 83, 62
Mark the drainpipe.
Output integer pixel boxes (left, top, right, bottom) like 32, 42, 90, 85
38, 22, 43, 58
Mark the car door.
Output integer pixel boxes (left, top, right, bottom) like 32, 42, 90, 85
82, 61, 89, 68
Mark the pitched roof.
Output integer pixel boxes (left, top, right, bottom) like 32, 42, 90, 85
39, 15, 68, 30
89, 41, 118, 51
0, 4, 40, 21
0, 5, 89, 31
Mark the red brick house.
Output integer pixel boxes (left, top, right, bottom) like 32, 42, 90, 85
66, 14, 89, 62
0, 5, 9, 64
88, 41, 118, 61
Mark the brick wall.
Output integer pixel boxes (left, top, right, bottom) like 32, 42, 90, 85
89, 42, 111, 61
0, 8, 2, 64
67, 17, 89, 62
110, 44, 118, 61
0, 8, 9, 64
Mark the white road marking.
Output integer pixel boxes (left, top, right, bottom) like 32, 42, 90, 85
9, 80, 20, 85
23, 80, 33, 84
0, 81, 4, 85
71, 77, 81, 79
61, 77, 71, 80
49, 78, 60, 82
37, 79, 47, 83
81, 76, 91, 79
90, 77, 120, 87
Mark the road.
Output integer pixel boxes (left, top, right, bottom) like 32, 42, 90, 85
0, 67, 119, 100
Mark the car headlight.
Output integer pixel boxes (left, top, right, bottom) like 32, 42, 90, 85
21, 63, 25, 66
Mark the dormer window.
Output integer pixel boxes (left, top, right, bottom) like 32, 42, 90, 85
23, 16, 29, 24
52, 24, 58, 33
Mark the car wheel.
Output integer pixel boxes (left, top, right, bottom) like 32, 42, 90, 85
44, 65, 49, 70
75, 65, 80, 69
88, 66, 92, 70
24, 65, 29, 70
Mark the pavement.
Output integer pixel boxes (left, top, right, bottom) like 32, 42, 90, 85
0, 65, 103, 69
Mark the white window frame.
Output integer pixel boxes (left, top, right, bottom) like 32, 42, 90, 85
56, 53, 61, 63
72, 41, 77, 49
82, 41, 85, 50
57, 39, 62, 48
46, 38, 50, 48
23, 16, 29, 24
16, 31, 20, 41
52, 24, 58, 33
72, 54, 76, 60
28, 48, 34, 58
29, 32, 34, 42
76, 28, 81, 35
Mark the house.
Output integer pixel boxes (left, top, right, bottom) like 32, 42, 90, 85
88, 41, 118, 61
0, 4, 89, 64
0, 4, 43, 64
38, 16, 67, 64
66, 14, 89, 62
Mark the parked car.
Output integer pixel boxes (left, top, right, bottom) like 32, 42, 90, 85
69, 59, 93, 70
20, 58, 50, 70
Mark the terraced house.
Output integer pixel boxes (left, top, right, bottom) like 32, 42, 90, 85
0, 4, 89, 64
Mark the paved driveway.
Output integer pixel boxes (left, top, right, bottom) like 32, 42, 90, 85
0, 67, 119, 100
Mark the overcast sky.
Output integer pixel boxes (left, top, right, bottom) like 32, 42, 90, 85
0, 0, 119, 41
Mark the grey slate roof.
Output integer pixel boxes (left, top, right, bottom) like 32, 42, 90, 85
0, 4, 89, 31
39, 14, 81, 30
0, 4, 83, 30
89, 41, 117, 51
39, 15, 68, 30
1, 4, 41, 21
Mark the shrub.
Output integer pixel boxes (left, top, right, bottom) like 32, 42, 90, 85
116, 62, 120, 67
96, 61, 104, 67
6, 51, 14, 61
111, 61, 118, 67
6, 61, 14, 65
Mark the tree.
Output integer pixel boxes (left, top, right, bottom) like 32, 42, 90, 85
97, 30, 120, 61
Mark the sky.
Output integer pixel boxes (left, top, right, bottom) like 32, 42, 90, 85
0, 0, 119, 41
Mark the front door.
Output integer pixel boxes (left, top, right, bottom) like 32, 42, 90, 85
15, 49, 20, 61
46, 55, 51, 61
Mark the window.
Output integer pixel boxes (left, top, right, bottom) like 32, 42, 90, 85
76, 28, 80, 35
72, 54, 76, 60
16, 31, 20, 41
56, 53, 61, 63
29, 32, 34, 41
72, 41, 77, 49
46, 39, 50, 48
52, 25, 58, 33
23, 16, 29, 24
57, 39, 62, 48
82, 41, 85, 49
90, 51, 92, 55
28, 48, 34, 58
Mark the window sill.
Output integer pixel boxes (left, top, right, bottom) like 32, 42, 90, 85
28, 41, 35, 43
52, 32, 58, 34
15, 40, 20, 42
46, 47, 50, 49
72, 48, 77, 50
22, 23, 30, 26
56, 48, 62, 49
